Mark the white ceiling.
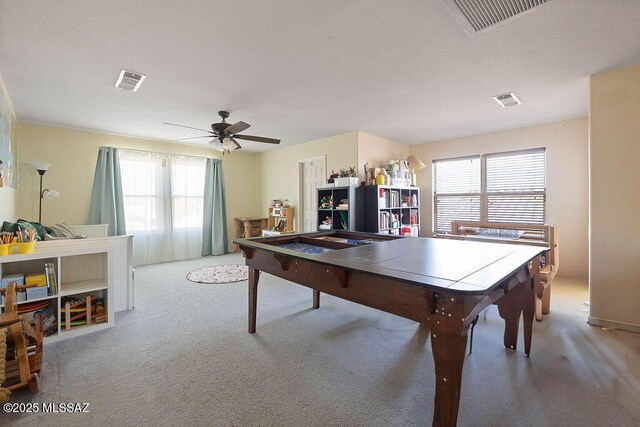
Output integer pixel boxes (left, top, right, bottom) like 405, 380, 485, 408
1, 1, 639, 152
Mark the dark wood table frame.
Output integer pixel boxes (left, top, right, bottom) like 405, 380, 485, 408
235, 232, 543, 427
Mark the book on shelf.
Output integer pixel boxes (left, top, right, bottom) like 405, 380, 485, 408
389, 190, 400, 208
379, 211, 391, 229
45, 260, 58, 296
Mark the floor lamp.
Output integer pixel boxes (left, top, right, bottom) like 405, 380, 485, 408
32, 162, 59, 223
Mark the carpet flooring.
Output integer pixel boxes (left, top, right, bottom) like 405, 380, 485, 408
2, 253, 639, 426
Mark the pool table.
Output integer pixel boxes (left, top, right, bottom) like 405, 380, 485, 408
234, 230, 544, 426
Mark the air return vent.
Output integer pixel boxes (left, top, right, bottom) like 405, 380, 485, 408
493, 92, 521, 107
115, 69, 146, 92
441, 0, 550, 34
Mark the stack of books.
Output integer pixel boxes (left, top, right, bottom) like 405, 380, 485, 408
319, 216, 333, 230
336, 199, 349, 210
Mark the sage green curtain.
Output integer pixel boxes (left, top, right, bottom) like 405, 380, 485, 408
202, 158, 228, 255
88, 146, 126, 236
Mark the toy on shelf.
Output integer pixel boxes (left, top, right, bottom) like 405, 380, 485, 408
60, 296, 107, 330
319, 195, 333, 210
18, 299, 57, 337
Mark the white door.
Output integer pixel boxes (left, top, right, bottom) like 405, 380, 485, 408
301, 158, 326, 232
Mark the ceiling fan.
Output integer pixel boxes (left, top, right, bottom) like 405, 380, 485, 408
163, 111, 280, 152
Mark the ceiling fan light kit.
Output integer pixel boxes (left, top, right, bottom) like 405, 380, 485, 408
164, 111, 280, 153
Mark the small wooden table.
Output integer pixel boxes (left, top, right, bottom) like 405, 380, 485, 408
234, 217, 268, 250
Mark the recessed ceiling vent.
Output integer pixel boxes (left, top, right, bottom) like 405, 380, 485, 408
441, 0, 550, 35
493, 92, 521, 108
115, 69, 146, 92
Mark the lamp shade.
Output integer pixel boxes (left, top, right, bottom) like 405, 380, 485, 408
210, 139, 225, 152
222, 137, 237, 151
45, 189, 60, 200
406, 155, 426, 171
32, 162, 52, 172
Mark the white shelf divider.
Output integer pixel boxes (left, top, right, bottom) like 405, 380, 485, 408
60, 279, 108, 296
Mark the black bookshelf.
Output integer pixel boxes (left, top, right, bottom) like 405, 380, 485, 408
317, 186, 358, 231
356, 185, 420, 236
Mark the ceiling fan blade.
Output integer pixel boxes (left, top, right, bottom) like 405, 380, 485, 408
176, 135, 214, 142
163, 122, 213, 133
224, 121, 251, 135
233, 134, 280, 144
229, 137, 242, 150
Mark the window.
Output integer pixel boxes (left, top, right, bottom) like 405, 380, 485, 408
120, 155, 159, 232
433, 148, 546, 234
119, 149, 208, 265
171, 157, 206, 229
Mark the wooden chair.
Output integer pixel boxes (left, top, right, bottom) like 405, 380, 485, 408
448, 221, 559, 321
0, 282, 43, 395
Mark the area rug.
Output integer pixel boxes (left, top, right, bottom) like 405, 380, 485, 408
186, 264, 249, 284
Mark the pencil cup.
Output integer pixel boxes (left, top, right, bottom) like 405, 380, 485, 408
0, 243, 12, 256
16, 241, 36, 254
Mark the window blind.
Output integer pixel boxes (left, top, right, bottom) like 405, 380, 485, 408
486, 149, 546, 224
433, 157, 481, 233
434, 157, 481, 194
432, 148, 546, 233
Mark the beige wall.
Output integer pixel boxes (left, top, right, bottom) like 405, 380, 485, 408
0, 74, 17, 222
256, 131, 358, 218
17, 122, 259, 249
410, 118, 589, 279
357, 131, 410, 182
588, 64, 640, 330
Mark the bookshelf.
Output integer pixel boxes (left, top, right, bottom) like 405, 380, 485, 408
317, 186, 358, 231
356, 185, 420, 236
262, 207, 295, 236
0, 236, 133, 343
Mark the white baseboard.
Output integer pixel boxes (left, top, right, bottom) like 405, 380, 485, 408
588, 316, 640, 334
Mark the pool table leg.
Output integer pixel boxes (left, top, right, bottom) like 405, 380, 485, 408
313, 290, 320, 309
248, 268, 260, 334
430, 328, 468, 427
496, 287, 523, 351
524, 257, 541, 356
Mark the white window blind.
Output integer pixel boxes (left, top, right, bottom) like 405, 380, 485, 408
433, 148, 546, 233
433, 157, 481, 233
486, 150, 545, 224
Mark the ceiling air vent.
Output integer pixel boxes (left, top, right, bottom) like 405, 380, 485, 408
441, 0, 550, 35
493, 92, 521, 108
115, 69, 146, 92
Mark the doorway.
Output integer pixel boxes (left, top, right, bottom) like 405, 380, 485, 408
298, 156, 326, 232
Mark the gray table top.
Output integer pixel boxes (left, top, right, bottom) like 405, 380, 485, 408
235, 235, 545, 295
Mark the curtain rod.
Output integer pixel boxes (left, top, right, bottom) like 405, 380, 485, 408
101, 145, 219, 161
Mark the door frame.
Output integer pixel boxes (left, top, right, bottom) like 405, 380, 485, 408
298, 155, 327, 233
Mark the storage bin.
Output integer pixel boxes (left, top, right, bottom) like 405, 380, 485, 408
0, 243, 13, 256
16, 241, 36, 254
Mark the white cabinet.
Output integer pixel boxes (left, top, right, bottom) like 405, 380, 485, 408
0, 235, 133, 343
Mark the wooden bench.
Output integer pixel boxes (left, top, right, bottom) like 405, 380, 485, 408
447, 221, 559, 321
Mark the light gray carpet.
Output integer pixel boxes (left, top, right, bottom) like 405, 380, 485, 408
2, 253, 639, 426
